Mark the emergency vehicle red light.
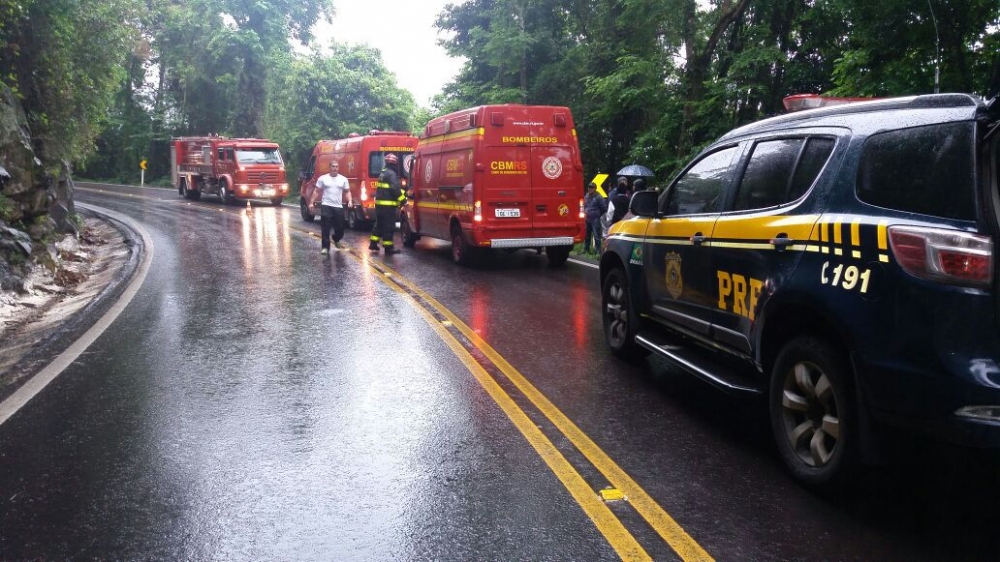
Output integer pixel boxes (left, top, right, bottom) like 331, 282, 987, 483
889, 226, 993, 287
474, 201, 483, 222
579, 198, 585, 219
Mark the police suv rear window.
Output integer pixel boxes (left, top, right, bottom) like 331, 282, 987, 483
734, 137, 834, 211
857, 123, 976, 221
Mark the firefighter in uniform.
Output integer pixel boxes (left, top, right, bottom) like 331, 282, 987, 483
368, 153, 406, 254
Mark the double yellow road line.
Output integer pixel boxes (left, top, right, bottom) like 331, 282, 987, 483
351, 254, 713, 561
77, 185, 712, 559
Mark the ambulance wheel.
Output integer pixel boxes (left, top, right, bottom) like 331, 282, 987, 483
271, 197, 283, 207
769, 336, 858, 489
451, 224, 473, 265
547, 245, 572, 266
601, 266, 647, 358
347, 208, 359, 230
299, 198, 315, 222
401, 215, 418, 248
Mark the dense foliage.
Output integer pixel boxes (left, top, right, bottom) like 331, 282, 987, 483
1, 0, 997, 187
435, 0, 1000, 182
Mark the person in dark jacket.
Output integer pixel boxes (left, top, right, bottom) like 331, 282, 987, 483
583, 182, 607, 254
608, 176, 628, 200
610, 182, 632, 224
368, 153, 406, 254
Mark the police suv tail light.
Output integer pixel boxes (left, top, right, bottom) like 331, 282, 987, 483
888, 226, 993, 287
579, 198, 585, 219
361, 181, 368, 202
474, 201, 483, 222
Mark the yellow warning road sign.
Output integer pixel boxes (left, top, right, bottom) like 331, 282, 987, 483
590, 173, 609, 197
140, 159, 147, 170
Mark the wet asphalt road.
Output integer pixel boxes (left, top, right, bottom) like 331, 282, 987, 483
1, 183, 998, 560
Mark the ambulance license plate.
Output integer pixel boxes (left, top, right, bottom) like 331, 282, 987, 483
495, 208, 520, 218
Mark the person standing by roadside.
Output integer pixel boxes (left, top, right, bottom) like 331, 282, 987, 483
368, 153, 406, 254
610, 181, 632, 225
609, 176, 628, 200
312, 161, 352, 255
583, 182, 607, 254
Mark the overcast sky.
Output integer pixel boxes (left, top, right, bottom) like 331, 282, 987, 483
316, 0, 467, 107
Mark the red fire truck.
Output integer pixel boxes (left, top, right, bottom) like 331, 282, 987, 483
171, 136, 289, 206
401, 105, 585, 266
298, 131, 417, 228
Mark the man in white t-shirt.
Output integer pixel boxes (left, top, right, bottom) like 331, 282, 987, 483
311, 161, 353, 255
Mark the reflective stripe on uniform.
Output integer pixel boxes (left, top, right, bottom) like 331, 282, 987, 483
375, 200, 398, 206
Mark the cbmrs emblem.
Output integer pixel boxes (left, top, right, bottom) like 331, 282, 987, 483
665, 252, 683, 298
542, 156, 563, 180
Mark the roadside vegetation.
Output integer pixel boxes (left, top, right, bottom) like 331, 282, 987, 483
1, 0, 998, 189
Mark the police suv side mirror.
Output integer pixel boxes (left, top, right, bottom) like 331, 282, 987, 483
629, 190, 658, 218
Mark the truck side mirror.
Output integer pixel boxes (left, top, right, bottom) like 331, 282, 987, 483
298, 171, 310, 182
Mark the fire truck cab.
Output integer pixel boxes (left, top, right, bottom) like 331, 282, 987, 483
402, 105, 585, 266
171, 136, 288, 206
298, 131, 417, 228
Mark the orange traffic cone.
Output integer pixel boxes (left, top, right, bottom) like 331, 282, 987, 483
245, 200, 253, 216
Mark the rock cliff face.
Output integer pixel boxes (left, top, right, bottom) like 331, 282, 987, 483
0, 83, 77, 292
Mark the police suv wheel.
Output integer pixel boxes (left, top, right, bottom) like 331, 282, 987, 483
601, 267, 646, 357
769, 336, 858, 488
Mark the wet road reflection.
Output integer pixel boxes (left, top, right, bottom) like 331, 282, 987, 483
1, 184, 998, 560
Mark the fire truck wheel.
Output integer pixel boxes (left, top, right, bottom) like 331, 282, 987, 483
178, 178, 186, 197
299, 198, 315, 222
401, 215, 418, 248
451, 224, 473, 265
547, 245, 572, 266
219, 185, 230, 205
271, 197, 283, 207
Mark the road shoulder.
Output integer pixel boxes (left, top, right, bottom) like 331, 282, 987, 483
0, 207, 138, 402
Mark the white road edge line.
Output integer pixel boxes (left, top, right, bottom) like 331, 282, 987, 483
0, 204, 153, 427
568, 257, 598, 269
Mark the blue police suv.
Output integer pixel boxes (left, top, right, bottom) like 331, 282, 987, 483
600, 93, 1000, 487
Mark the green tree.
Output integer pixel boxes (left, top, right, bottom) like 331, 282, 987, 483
265, 44, 418, 182
0, 0, 140, 166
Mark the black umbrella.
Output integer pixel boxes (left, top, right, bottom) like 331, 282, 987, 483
616, 164, 654, 177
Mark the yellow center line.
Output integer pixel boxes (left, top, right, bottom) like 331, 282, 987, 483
77, 184, 709, 559
361, 265, 650, 561
378, 263, 713, 562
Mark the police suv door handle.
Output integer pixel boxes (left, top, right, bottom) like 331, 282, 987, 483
770, 234, 794, 250
691, 233, 707, 245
